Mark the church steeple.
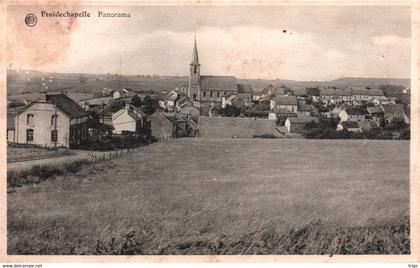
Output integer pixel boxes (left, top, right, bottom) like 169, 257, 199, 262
191, 35, 199, 64
189, 35, 201, 101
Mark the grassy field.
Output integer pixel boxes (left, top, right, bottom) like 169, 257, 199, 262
7, 138, 410, 255
7, 145, 75, 163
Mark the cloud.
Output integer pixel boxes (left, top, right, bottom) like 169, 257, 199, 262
7, 6, 411, 80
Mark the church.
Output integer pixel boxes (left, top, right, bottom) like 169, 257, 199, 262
188, 37, 239, 106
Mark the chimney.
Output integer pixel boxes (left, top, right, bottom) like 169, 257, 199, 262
40, 91, 48, 101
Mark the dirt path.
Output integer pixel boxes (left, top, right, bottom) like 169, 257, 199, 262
7, 150, 112, 172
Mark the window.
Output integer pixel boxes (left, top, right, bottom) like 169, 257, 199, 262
217, 92, 220, 98
210, 92, 213, 98
203, 91, 207, 97
224, 91, 227, 96
26, 129, 34, 143
27, 114, 34, 125
194, 66, 197, 74
51, 115, 58, 126
51, 130, 58, 142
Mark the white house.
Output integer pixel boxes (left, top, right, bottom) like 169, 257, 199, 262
112, 103, 146, 134
14, 93, 89, 148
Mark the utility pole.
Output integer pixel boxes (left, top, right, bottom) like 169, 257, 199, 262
119, 54, 122, 91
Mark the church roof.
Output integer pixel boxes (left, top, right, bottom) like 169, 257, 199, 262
237, 83, 253, 93
199, 76, 237, 91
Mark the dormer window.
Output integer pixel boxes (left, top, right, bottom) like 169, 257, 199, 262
27, 114, 34, 125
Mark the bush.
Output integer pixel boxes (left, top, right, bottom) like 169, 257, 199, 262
7, 160, 90, 188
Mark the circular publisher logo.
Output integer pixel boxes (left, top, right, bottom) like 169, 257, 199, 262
25, 14, 37, 27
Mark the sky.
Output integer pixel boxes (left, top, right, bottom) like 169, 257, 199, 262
7, 5, 411, 81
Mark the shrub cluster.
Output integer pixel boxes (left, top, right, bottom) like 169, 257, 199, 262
76, 136, 145, 151
7, 160, 90, 188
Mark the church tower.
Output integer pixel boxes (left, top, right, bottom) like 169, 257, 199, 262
189, 36, 200, 101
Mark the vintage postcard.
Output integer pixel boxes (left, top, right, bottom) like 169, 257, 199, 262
0, 0, 419, 264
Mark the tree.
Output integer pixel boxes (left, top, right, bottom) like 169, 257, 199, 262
142, 95, 156, 115
131, 95, 142, 107
219, 104, 241, 117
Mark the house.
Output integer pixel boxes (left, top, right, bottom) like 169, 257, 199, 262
336, 121, 361, 132
14, 93, 89, 148
297, 105, 312, 117
236, 84, 253, 104
159, 90, 179, 112
221, 93, 237, 108
149, 112, 174, 140
262, 85, 290, 97
79, 96, 114, 111
358, 120, 379, 132
338, 107, 365, 122
285, 116, 319, 134
274, 108, 297, 125
175, 82, 189, 95
111, 103, 146, 135
319, 88, 336, 101
271, 96, 298, 113
7, 109, 19, 143
367, 106, 384, 125
197, 116, 282, 138
381, 104, 406, 123
291, 87, 308, 97
179, 104, 200, 122
112, 88, 131, 99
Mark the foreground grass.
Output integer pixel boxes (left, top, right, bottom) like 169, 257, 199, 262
8, 138, 410, 255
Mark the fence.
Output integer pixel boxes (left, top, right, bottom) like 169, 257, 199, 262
86, 144, 143, 164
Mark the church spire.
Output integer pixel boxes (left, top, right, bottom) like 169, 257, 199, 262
191, 35, 199, 64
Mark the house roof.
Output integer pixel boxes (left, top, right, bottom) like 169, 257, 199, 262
367, 106, 384, 114
335, 89, 352, 96
287, 116, 319, 124
127, 109, 146, 120
319, 88, 336, 96
237, 83, 253, 93
263, 86, 289, 96
353, 89, 384, 96
275, 96, 298, 106
342, 121, 359, 129
381, 104, 405, 114
292, 87, 307, 96
199, 76, 237, 91
344, 107, 365, 116
298, 105, 312, 112
197, 116, 281, 138
276, 108, 297, 116
79, 96, 114, 106
358, 121, 378, 131
47, 94, 89, 119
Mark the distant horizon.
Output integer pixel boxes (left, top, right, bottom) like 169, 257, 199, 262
7, 68, 411, 83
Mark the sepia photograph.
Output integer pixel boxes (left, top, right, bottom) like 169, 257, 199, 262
3, 3, 414, 259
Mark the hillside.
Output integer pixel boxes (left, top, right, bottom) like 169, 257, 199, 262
7, 69, 410, 97
8, 138, 409, 254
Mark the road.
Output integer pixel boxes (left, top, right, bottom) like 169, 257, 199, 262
7, 150, 114, 172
